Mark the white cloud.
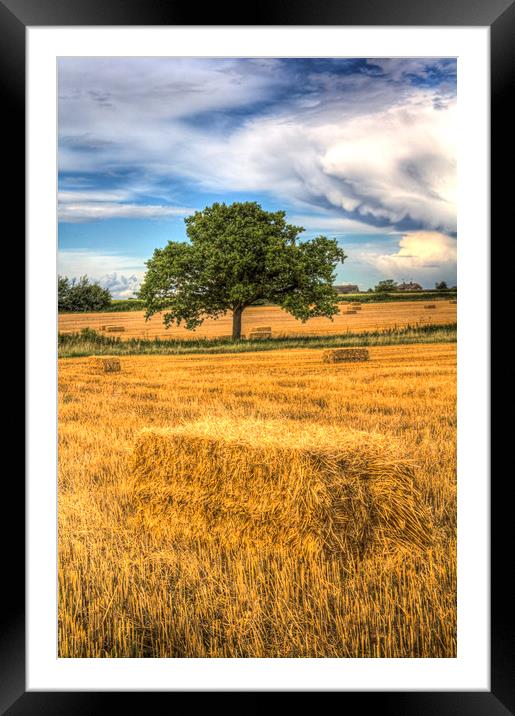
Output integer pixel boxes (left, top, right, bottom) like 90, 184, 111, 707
58, 201, 194, 222
288, 213, 391, 235
97, 272, 140, 299
58, 190, 132, 203
59, 57, 284, 124
58, 58, 456, 234
319, 102, 456, 229
58, 250, 146, 291
359, 231, 457, 284
188, 93, 456, 233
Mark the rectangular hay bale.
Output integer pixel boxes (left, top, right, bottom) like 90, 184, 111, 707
88, 356, 121, 372
249, 331, 272, 340
103, 358, 121, 373
322, 348, 369, 363
129, 419, 431, 559
105, 325, 125, 332
424, 304, 436, 309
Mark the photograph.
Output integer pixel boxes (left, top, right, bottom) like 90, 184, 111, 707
56, 56, 458, 659
0, 0, 502, 703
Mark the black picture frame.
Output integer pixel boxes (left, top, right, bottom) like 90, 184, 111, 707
4, 0, 505, 711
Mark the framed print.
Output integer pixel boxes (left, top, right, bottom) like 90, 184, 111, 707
3, 0, 507, 711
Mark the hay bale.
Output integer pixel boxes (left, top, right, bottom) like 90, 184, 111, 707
103, 358, 121, 373
129, 419, 431, 558
424, 304, 436, 309
346, 310, 358, 315
88, 356, 121, 372
248, 326, 273, 339
322, 348, 369, 363
449, 299, 457, 304
249, 331, 272, 340
105, 325, 125, 332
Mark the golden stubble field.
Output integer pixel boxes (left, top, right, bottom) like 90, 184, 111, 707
58, 300, 457, 340
58, 343, 456, 658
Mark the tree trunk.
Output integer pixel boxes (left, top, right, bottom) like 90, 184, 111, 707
232, 306, 244, 340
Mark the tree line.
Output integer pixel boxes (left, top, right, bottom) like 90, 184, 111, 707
373, 279, 452, 293
58, 275, 112, 312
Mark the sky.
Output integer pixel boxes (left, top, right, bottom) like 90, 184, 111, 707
58, 57, 457, 298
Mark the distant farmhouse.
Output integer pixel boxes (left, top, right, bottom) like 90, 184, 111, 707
397, 281, 423, 292
335, 284, 359, 294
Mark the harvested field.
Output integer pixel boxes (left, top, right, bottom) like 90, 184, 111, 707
58, 300, 457, 341
58, 343, 456, 658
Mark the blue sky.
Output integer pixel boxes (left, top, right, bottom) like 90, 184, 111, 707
58, 57, 457, 298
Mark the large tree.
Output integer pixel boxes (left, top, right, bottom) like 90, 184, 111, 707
140, 201, 346, 339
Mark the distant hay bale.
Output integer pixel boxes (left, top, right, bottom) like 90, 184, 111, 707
102, 358, 121, 373
322, 348, 369, 363
254, 326, 272, 332
105, 325, 125, 332
88, 356, 121, 373
249, 330, 272, 340
424, 304, 436, 309
449, 300, 457, 304
346, 309, 358, 315
129, 419, 431, 559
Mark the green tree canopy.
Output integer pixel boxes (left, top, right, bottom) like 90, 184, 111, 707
58, 275, 112, 312
374, 279, 398, 293
139, 201, 346, 339
435, 280, 449, 290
